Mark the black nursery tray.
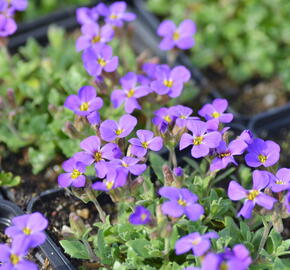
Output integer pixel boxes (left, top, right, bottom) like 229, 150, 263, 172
0, 199, 75, 270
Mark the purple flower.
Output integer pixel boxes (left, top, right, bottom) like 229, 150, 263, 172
82, 43, 118, 77
58, 157, 86, 188
173, 167, 183, 177
87, 111, 101, 126
97, 1, 136, 27
92, 168, 127, 191
180, 120, 221, 158
210, 139, 248, 171
152, 107, 176, 133
157, 19, 196, 50
198, 99, 233, 124
238, 130, 254, 145
0, 14, 17, 37
109, 156, 147, 176
0, 239, 37, 270
111, 72, 150, 113
129, 129, 163, 157
74, 136, 121, 179
200, 244, 252, 270
129, 206, 151, 225
100, 114, 137, 142
245, 138, 280, 168
151, 65, 191, 98
228, 170, 277, 218
9, 0, 27, 11
159, 187, 204, 221
76, 6, 99, 25
269, 168, 290, 192
64, 85, 103, 116
5, 213, 48, 248
175, 232, 218, 256
76, 23, 114, 52
170, 105, 199, 128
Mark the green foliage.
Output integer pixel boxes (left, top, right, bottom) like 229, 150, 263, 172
147, 0, 290, 89
0, 171, 21, 187
60, 240, 90, 260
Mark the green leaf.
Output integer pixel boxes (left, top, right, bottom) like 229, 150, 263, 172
60, 240, 90, 260
126, 239, 151, 259
0, 171, 21, 187
94, 229, 111, 265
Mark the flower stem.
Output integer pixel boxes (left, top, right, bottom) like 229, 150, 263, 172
256, 217, 272, 260
169, 147, 177, 169
85, 188, 107, 224
82, 239, 99, 262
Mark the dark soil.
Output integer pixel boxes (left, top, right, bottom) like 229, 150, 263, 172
0, 146, 64, 208
30, 189, 115, 269
204, 66, 289, 116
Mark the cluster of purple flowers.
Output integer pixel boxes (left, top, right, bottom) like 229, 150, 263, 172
57, 4, 290, 269
0, 0, 27, 37
75, 1, 136, 78
184, 244, 252, 270
58, 114, 163, 193
0, 212, 48, 270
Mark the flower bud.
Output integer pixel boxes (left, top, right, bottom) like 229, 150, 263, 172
163, 164, 174, 186
63, 121, 80, 138
7, 88, 16, 107
69, 212, 87, 239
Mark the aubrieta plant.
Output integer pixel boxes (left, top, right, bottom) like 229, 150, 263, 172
54, 2, 290, 270
0, 212, 48, 270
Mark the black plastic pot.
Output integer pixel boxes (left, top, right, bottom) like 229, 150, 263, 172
0, 199, 76, 270
248, 103, 290, 138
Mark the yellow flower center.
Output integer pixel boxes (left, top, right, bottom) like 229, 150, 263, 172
178, 198, 187, 206
127, 89, 135, 98
218, 152, 231, 158
220, 263, 229, 270
192, 237, 201, 245
106, 181, 114, 190
173, 31, 180, 41
142, 141, 149, 149
23, 227, 32, 235
92, 35, 101, 43
258, 154, 267, 163
276, 180, 284, 185
122, 162, 129, 168
163, 115, 172, 123
95, 152, 102, 162
80, 102, 89, 111
98, 58, 107, 67
180, 115, 186, 119
193, 136, 204, 145
141, 213, 147, 221
247, 189, 259, 200
10, 254, 20, 265
212, 112, 220, 118
163, 79, 173, 88
71, 169, 81, 179
116, 129, 123, 135
110, 14, 118, 19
